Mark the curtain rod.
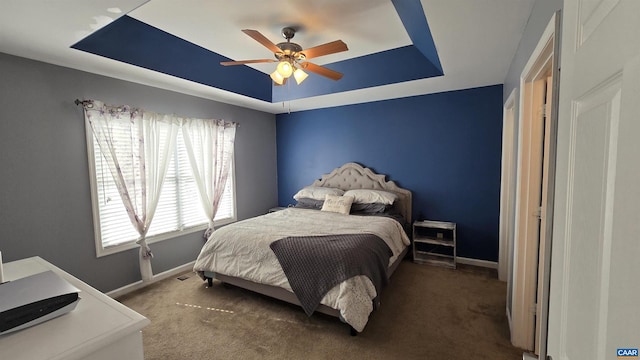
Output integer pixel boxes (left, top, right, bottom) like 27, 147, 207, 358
74, 99, 239, 127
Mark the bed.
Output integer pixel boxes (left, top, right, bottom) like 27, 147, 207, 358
193, 162, 412, 334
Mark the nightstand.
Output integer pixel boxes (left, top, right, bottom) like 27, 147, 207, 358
412, 220, 457, 269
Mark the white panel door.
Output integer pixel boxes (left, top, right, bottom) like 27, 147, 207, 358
548, 1, 640, 359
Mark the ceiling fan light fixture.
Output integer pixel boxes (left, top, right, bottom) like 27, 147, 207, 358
293, 67, 308, 85
276, 61, 293, 78
223, 28, 348, 85
270, 70, 285, 85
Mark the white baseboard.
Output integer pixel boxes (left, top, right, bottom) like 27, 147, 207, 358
457, 257, 498, 269
107, 261, 195, 299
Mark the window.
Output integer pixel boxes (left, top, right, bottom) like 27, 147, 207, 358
87, 123, 236, 256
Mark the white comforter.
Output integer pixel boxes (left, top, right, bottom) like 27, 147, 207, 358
193, 208, 410, 332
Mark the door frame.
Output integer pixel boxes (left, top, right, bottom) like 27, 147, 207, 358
510, 12, 559, 352
535, 12, 562, 359
499, 88, 518, 284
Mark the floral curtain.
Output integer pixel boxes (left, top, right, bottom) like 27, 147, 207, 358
181, 118, 237, 238
82, 100, 178, 281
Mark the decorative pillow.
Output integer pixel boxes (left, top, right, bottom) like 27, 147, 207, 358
293, 186, 345, 201
321, 194, 354, 215
294, 198, 324, 210
343, 189, 398, 205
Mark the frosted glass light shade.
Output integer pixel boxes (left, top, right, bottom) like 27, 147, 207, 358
293, 68, 308, 84
276, 61, 293, 77
270, 70, 285, 85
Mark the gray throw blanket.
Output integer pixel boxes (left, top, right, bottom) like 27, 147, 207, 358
270, 233, 392, 316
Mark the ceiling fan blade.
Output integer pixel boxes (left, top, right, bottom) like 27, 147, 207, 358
220, 59, 277, 66
300, 40, 348, 60
242, 29, 283, 54
301, 62, 343, 80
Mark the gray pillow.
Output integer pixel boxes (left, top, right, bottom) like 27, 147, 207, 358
350, 202, 392, 214
294, 198, 324, 210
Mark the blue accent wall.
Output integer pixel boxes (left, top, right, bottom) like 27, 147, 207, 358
276, 85, 503, 262
391, 0, 442, 73
72, 16, 273, 102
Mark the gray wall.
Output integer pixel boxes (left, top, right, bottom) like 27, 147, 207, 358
0, 52, 278, 292
503, 0, 563, 104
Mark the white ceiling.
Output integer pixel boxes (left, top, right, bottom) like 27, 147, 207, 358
0, 0, 535, 114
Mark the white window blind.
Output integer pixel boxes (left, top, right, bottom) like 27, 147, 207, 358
89, 124, 235, 251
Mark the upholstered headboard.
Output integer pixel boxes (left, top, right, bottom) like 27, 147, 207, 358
311, 162, 412, 224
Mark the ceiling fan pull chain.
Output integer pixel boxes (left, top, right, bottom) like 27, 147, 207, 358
287, 80, 291, 114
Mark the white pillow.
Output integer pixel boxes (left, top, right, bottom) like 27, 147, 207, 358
293, 186, 344, 201
343, 189, 398, 205
321, 194, 354, 215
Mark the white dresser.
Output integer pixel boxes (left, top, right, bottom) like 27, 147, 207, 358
0, 257, 150, 360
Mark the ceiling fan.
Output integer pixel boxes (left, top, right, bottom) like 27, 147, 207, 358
220, 27, 348, 85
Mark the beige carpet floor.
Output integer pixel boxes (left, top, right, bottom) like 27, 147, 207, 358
118, 261, 524, 360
